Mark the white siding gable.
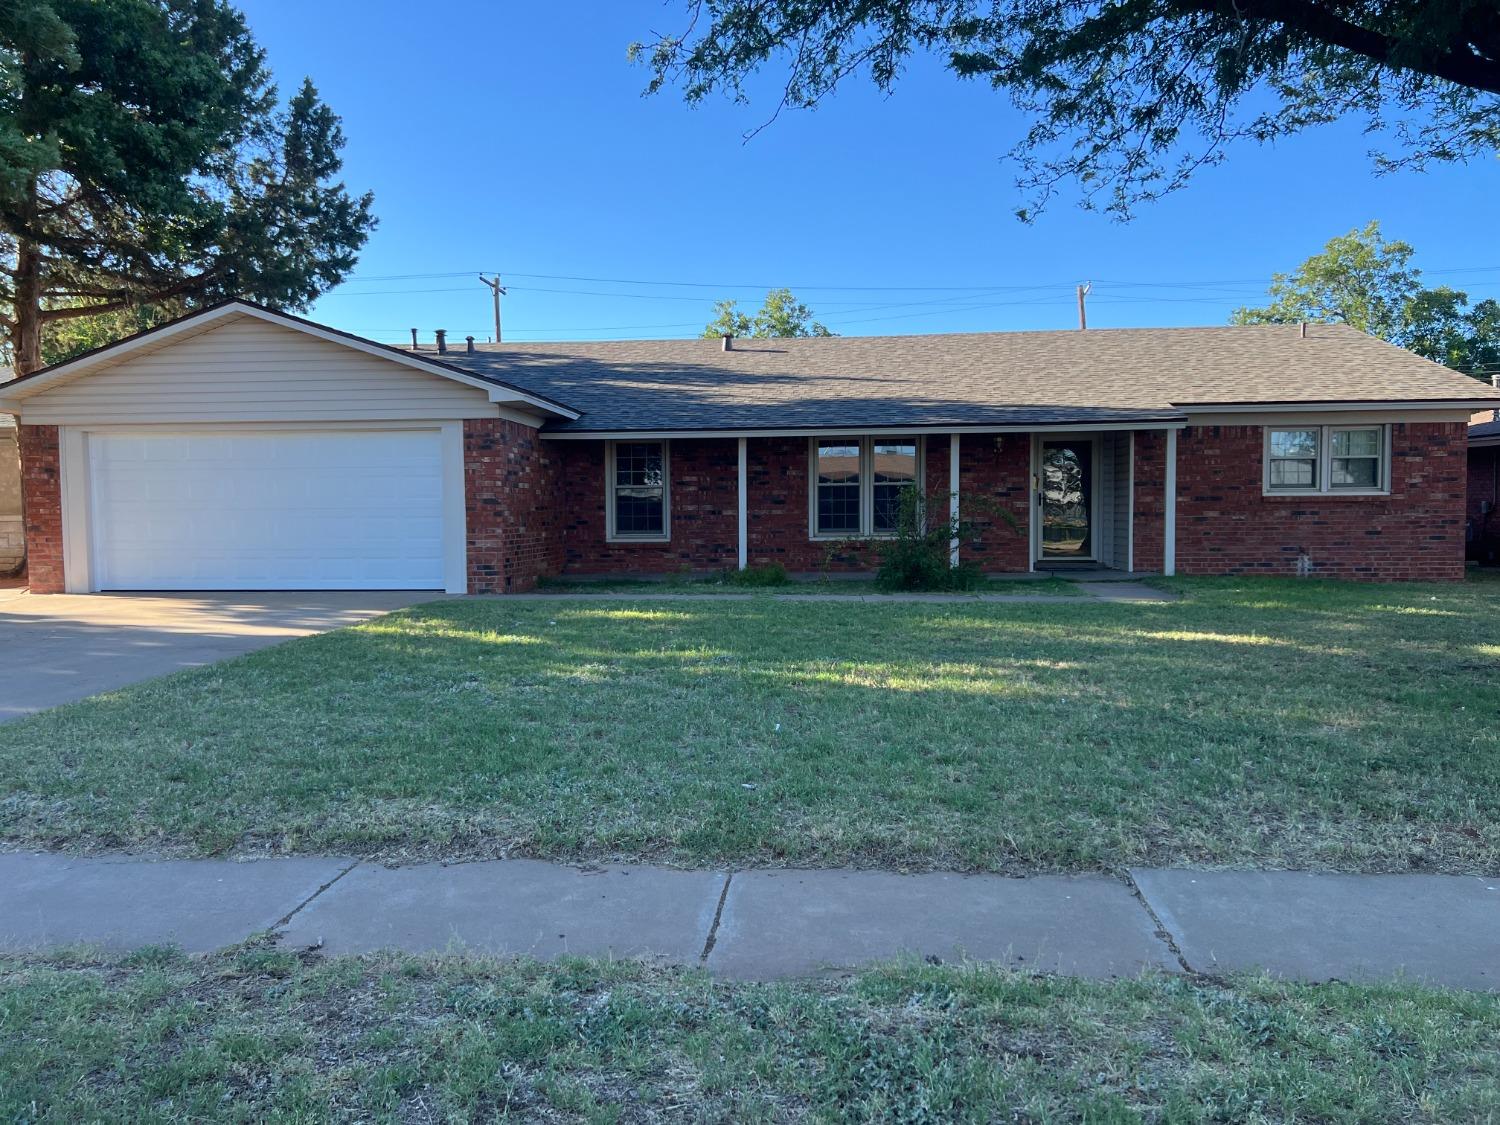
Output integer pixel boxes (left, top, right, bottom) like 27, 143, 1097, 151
20, 315, 497, 425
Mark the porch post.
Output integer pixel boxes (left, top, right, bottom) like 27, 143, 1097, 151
948, 433, 960, 567
737, 437, 748, 570
1126, 431, 1135, 574
1163, 428, 1177, 576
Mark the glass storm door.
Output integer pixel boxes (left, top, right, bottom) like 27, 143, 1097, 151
1040, 441, 1094, 559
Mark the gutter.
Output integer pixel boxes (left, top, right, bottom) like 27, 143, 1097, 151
539, 418, 1190, 441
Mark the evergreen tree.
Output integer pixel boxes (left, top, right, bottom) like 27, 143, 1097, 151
0, 1, 375, 372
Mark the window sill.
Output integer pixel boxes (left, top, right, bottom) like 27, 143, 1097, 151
605, 535, 672, 544
1261, 490, 1391, 499
809, 533, 900, 542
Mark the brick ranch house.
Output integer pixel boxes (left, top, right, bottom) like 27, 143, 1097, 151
2, 299, 1497, 594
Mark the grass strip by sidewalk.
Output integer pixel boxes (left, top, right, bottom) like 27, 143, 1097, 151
1, 576, 1497, 872
2, 948, 1496, 1122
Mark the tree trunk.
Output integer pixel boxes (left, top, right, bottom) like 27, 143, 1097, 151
14, 172, 42, 374
14, 238, 41, 375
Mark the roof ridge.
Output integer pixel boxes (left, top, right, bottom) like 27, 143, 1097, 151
466, 322, 1360, 349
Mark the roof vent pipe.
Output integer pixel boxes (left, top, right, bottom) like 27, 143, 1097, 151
435, 329, 447, 354
410, 328, 419, 350
721, 333, 733, 352
1299, 322, 1307, 339
466, 335, 475, 355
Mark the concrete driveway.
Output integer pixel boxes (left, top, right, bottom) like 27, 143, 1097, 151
0, 588, 446, 722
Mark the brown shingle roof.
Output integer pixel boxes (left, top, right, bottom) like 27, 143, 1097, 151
435, 322, 1500, 433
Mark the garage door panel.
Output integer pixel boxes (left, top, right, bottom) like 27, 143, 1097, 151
88, 430, 449, 591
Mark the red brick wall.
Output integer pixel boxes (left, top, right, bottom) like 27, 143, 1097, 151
955, 433, 1032, 571
741, 435, 899, 572
464, 418, 562, 593
743, 436, 831, 570
465, 422, 1464, 585
555, 434, 1033, 575
1132, 430, 1167, 574
1174, 422, 1466, 581
557, 438, 740, 573
19, 424, 63, 593
1466, 443, 1500, 562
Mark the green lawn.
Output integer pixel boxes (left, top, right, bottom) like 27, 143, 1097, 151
1, 577, 1497, 872
535, 572, 1085, 595
3, 948, 1496, 1122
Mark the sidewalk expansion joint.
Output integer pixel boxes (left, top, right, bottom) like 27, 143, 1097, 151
272, 858, 363, 932
699, 872, 734, 963
1122, 869, 1195, 974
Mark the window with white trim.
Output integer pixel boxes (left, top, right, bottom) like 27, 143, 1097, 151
1264, 425, 1388, 494
607, 441, 669, 540
811, 436, 920, 536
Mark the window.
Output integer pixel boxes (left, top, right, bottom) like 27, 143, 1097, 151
607, 441, 669, 540
1330, 428, 1382, 489
812, 436, 921, 536
871, 440, 919, 533
1267, 429, 1318, 490
1264, 426, 1388, 494
815, 440, 862, 536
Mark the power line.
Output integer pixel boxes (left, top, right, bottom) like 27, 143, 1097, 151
322, 263, 1500, 341
336, 265, 1500, 295
498, 272, 1053, 293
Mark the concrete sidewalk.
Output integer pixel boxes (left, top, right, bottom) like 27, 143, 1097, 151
1, 852, 1493, 989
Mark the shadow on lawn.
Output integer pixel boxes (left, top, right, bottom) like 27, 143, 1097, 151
2, 580, 1498, 871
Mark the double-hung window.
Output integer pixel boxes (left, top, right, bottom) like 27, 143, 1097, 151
812, 436, 920, 537
1264, 425, 1388, 495
814, 440, 862, 536
607, 441, 669, 540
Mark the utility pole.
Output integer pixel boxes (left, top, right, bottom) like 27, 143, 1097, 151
1076, 281, 1091, 330
479, 273, 507, 342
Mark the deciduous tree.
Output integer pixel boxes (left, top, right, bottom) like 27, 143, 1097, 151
1233, 222, 1500, 377
702, 288, 835, 338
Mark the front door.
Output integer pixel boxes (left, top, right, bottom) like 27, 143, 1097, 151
1040, 440, 1094, 560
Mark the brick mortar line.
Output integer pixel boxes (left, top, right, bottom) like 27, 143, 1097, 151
699, 872, 734, 963
272, 858, 363, 933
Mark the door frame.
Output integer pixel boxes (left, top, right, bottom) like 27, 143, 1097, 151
1030, 432, 1102, 566
59, 421, 469, 594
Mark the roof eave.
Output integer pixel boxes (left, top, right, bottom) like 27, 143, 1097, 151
539, 415, 1190, 439
1175, 397, 1500, 412
0, 299, 582, 422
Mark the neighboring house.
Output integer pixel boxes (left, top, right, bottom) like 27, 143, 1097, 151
0, 365, 21, 574
1468, 397, 1500, 563
1, 299, 1496, 594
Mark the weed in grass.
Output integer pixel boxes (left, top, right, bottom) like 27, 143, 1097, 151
4, 950, 1497, 1122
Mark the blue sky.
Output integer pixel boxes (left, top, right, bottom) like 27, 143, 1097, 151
236, 0, 1500, 346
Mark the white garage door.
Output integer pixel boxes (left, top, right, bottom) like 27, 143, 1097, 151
88, 430, 448, 590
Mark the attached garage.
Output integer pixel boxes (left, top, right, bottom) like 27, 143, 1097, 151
0, 302, 576, 594
88, 429, 449, 591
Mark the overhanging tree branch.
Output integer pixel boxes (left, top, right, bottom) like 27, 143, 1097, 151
639, 0, 1500, 218
1175, 0, 1500, 93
